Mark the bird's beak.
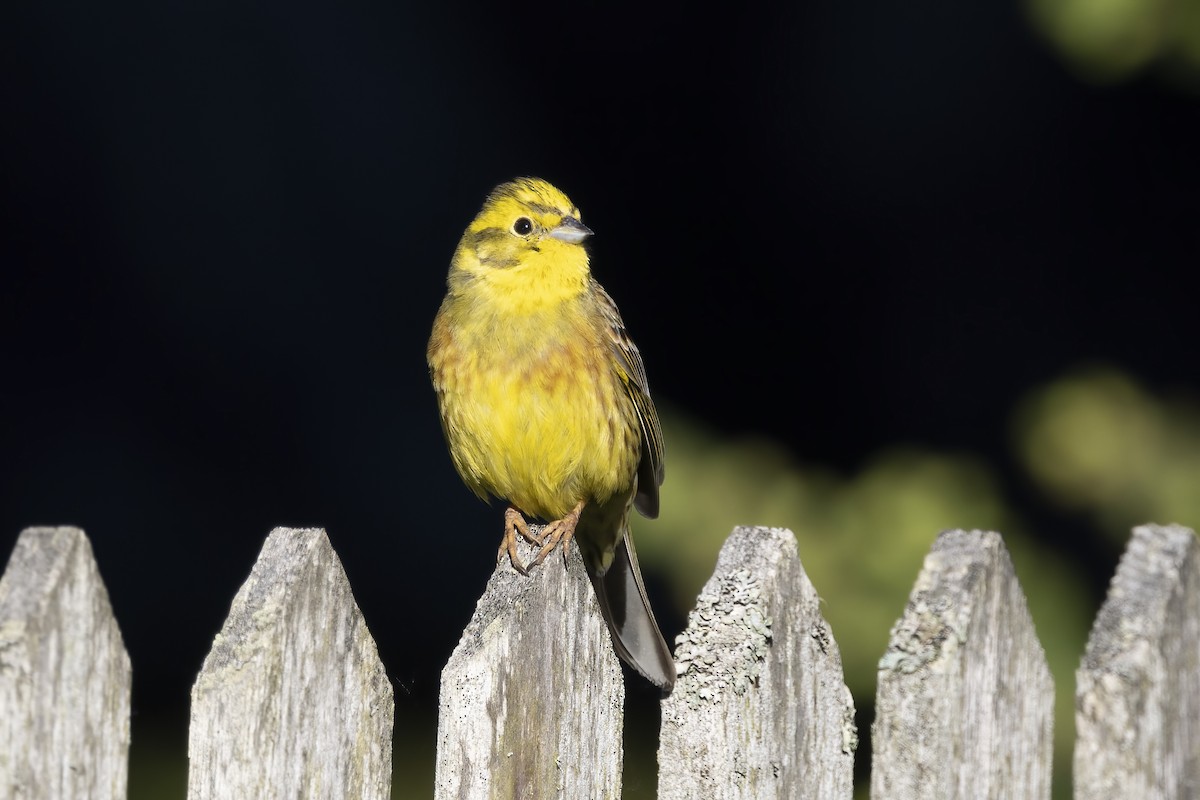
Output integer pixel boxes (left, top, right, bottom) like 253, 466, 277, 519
547, 216, 594, 244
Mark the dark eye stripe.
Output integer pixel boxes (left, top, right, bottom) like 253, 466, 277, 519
464, 227, 522, 268
466, 227, 511, 249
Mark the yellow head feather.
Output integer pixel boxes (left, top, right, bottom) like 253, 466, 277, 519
446, 178, 594, 312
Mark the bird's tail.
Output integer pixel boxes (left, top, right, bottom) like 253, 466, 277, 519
587, 527, 676, 692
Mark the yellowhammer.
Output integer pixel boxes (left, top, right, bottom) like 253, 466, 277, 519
427, 177, 675, 690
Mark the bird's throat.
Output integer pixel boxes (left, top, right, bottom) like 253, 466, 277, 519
475, 249, 590, 317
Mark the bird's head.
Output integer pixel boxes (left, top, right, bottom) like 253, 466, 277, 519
447, 178, 594, 305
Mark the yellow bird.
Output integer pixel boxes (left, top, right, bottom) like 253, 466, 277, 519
427, 177, 675, 691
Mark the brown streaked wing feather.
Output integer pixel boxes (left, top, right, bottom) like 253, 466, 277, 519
591, 279, 665, 519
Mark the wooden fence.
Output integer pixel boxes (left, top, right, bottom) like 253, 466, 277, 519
1, 521, 1197, 799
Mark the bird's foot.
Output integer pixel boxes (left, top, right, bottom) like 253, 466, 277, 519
531, 500, 585, 568
498, 506, 543, 575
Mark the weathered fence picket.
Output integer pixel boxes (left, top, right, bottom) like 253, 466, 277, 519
658, 525, 856, 799
1, 520, 1197, 798
434, 532, 624, 800
0, 526, 131, 800
187, 527, 394, 800
1074, 523, 1200, 799
871, 529, 1055, 799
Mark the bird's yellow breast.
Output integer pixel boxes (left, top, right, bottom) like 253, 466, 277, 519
429, 292, 641, 521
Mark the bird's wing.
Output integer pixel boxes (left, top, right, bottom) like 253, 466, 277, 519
592, 279, 665, 518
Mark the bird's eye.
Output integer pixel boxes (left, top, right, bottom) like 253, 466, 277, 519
512, 217, 533, 236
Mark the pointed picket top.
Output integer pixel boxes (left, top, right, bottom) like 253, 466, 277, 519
0, 526, 131, 800
187, 527, 394, 800
1075, 523, 1200, 799
659, 526, 856, 799
872, 529, 1053, 800
435, 531, 624, 800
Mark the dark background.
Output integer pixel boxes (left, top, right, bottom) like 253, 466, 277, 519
3, 0, 1197, 795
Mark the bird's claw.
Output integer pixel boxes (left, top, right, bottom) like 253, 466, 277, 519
497, 502, 585, 573
499, 506, 542, 574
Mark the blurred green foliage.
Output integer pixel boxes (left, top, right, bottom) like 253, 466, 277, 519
1014, 366, 1200, 537
1025, 0, 1200, 84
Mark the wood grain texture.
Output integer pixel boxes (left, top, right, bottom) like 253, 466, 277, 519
1074, 523, 1199, 799
871, 529, 1053, 800
658, 526, 857, 800
187, 527, 394, 800
435, 531, 624, 800
0, 526, 131, 800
